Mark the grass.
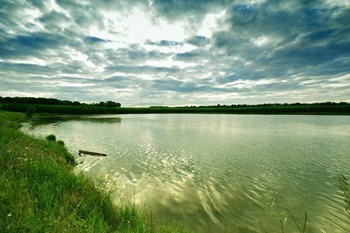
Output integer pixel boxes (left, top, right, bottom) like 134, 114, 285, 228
0, 110, 27, 128
265, 189, 308, 233
338, 175, 350, 219
0, 111, 188, 232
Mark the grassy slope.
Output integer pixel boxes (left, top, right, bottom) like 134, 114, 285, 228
0, 111, 186, 233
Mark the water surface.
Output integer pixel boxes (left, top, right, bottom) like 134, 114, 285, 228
23, 114, 350, 232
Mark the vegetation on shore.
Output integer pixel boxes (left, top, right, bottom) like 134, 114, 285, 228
0, 111, 187, 232
338, 175, 350, 219
1, 96, 350, 115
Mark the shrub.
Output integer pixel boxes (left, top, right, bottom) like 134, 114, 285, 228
57, 140, 65, 146
46, 134, 56, 142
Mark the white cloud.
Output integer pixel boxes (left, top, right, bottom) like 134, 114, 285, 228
221, 79, 277, 89
198, 10, 228, 38
323, 0, 350, 7
4, 57, 48, 66
251, 36, 271, 47
94, 9, 186, 44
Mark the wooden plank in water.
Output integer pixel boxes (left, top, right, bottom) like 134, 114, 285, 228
79, 150, 107, 157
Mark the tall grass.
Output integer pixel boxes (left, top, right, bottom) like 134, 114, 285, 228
0, 111, 188, 232
0, 110, 26, 128
338, 175, 350, 219
265, 189, 308, 233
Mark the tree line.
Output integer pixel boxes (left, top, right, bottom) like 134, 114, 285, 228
0, 97, 121, 108
0, 96, 349, 115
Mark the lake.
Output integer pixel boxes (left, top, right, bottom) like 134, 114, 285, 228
23, 114, 350, 232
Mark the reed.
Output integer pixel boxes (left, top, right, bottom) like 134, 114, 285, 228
265, 189, 308, 233
338, 175, 350, 219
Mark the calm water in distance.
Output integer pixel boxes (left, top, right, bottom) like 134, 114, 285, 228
23, 114, 350, 232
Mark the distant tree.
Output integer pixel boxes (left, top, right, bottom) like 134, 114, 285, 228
0, 97, 124, 108
97, 101, 121, 108
105, 101, 116, 108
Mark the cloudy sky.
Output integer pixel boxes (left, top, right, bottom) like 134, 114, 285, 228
0, 0, 349, 106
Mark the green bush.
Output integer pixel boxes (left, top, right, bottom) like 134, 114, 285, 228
338, 175, 350, 219
46, 134, 56, 142
57, 140, 65, 146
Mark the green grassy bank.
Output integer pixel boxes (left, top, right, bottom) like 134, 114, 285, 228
0, 111, 187, 232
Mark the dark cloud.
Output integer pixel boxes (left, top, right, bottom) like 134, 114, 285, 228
175, 51, 202, 60
96, 75, 144, 89
152, 0, 228, 19
55, 0, 106, 30
211, 1, 350, 88
0, 31, 80, 59
0, 62, 53, 74
146, 40, 183, 46
38, 11, 71, 30
10, 33, 60, 50
84, 36, 110, 43
105, 45, 170, 65
151, 78, 228, 93
186, 35, 210, 47
0, 1, 25, 29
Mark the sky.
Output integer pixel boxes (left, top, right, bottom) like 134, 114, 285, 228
0, 0, 349, 106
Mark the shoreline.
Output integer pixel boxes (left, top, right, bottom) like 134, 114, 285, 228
0, 111, 188, 232
1, 102, 350, 116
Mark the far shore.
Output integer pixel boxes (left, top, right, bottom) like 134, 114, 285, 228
1, 101, 350, 116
